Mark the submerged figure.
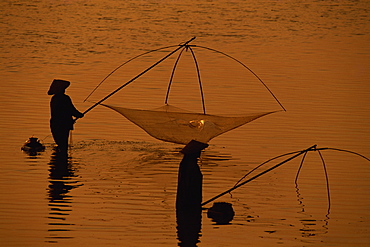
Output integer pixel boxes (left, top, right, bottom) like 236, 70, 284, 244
48, 79, 84, 153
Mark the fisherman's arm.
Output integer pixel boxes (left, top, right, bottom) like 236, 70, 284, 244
66, 95, 84, 119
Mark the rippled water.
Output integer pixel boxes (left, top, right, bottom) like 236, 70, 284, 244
1, 0, 369, 246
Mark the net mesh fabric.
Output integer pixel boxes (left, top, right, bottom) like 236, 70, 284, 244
102, 104, 277, 144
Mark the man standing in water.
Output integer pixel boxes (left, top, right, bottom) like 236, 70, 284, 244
48, 79, 84, 153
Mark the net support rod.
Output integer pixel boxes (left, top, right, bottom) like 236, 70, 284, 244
201, 144, 317, 206
195, 45, 287, 112
83, 37, 196, 115
189, 46, 206, 115
165, 46, 186, 105
164, 45, 206, 114
83, 44, 179, 103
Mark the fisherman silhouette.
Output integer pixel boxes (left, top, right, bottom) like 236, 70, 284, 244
48, 79, 84, 153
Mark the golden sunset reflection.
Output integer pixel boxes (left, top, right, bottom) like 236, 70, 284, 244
0, 0, 369, 246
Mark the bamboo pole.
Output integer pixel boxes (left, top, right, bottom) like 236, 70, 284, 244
82, 37, 196, 115
201, 144, 317, 206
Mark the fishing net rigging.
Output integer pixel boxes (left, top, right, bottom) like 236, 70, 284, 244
102, 104, 277, 145
83, 37, 285, 144
201, 145, 370, 207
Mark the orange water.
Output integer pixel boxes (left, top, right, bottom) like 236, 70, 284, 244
1, 0, 369, 246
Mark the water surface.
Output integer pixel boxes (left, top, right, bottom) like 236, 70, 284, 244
0, 0, 369, 246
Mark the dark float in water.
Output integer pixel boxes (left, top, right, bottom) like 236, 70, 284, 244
21, 137, 45, 155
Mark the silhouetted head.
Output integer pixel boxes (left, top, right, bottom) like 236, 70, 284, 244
48, 79, 70, 95
180, 140, 209, 158
29, 137, 38, 143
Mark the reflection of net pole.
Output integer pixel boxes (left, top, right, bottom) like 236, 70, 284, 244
82, 37, 196, 116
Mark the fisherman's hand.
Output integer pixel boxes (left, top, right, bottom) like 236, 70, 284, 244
76, 112, 84, 119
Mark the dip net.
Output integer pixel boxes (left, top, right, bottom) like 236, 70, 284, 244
102, 104, 277, 145
83, 38, 285, 145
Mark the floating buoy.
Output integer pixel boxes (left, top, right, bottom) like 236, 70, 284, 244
21, 136, 45, 155
207, 202, 235, 224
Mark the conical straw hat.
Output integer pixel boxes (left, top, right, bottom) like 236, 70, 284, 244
47, 79, 70, 95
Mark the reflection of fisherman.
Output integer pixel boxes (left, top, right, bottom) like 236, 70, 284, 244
48, 79, 84, 153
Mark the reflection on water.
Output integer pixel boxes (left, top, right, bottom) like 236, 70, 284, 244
177, 210, 202, 247
46, 151, 82, 243
0, 0, 369, 245
295, 184, 330, 238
